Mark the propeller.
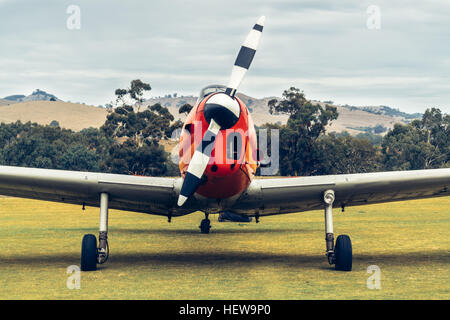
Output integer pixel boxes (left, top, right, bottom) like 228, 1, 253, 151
225, 15, 265, 98
177, 16, 265, 206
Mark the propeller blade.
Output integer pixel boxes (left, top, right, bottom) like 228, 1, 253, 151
177, 119, 221, 206
225, 15, 265, 98
177, 16, 266, 206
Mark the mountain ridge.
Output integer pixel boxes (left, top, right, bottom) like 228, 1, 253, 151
144, 93, 421, 135
3, 89, 60, 103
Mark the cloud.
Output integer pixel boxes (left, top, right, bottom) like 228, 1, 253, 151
0, 0, 448, 113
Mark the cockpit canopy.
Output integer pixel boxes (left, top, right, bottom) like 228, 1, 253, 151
196, 85, 226, 104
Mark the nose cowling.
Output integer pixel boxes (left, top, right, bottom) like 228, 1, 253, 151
203, 93, 240, 129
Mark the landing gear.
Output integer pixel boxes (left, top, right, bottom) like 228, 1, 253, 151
334, 235, 352, 271
81, 234, 97, 271
323, 190, 352, 271
199, 214, 211, 234
80, 193, 109, 271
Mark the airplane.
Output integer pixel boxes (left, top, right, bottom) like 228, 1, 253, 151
0, 16, 449, 272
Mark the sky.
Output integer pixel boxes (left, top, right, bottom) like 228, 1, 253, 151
0, 0, 449, 113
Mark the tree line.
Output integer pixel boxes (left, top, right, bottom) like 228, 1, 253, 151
265, 87, 449, 176
0, 81, 447, 177
0, 80, 179, 176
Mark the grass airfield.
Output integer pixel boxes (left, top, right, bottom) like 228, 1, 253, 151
0, 197, 448, 300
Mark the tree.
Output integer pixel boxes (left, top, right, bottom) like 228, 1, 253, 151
0, 81, 180, 177
0, 122, 103, 172
103, 80, 174, 147
314, 134, 381, 174
101, 80, 176, 175
268, 87, 307, 116
179, 103, 193, 116
49, 120, 60, 127
61, 145, 100, 171
373, 124, 387, 134
103, 139, 171, 175
114, 79, 151, 112
382, 108, 449, 170
268, 87, 338, 176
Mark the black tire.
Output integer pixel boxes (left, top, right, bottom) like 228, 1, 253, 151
199, 219, 211, 234
334, 235, 352, 271
81, 234, 97, 271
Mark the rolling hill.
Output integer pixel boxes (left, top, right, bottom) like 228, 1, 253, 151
0, 101, 107, 131
4, 89, 59, 102
0, 90, 421, 134
145, 93, 418, 135
0, 99, 17, 107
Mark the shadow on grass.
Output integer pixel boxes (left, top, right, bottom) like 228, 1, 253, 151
109, 227, 316, 235
0, 251, 447, 270
108, 251, 450, 268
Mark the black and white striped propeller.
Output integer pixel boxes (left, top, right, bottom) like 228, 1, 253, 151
177, 16, 265, 206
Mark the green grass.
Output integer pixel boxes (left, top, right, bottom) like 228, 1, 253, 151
0, 197, 449, 299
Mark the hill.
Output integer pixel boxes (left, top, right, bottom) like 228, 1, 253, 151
343, 105, 422, 120
0, 101, 107, 131
2, 95, 25, 102
0, 90, 421, 134
3, 89, 59, 102
0, 99, 18, 106
145, 94, 419, 135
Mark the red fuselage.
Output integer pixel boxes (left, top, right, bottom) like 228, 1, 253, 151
178, 93, 259, 199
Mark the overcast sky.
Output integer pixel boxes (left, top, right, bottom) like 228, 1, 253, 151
0, 0, 449, 113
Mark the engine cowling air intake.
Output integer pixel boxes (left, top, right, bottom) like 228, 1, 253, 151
203, 93, 241, 129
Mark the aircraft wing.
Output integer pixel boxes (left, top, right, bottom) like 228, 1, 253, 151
1, 166, 449, 218
232, 168, 450, 216
0, 165, 193, 216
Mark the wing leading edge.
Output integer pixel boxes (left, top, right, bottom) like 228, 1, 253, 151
0, 165, 195, 216
232, 168, 450, 216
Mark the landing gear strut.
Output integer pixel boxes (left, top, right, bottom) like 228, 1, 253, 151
323, 189, 352, 271
199, 213, 211, 234
81, 192, 109, 271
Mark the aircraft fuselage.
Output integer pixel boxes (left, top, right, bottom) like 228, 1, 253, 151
178, 91, 259, 200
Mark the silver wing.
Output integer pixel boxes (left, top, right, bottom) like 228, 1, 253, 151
0, 165, 196, 216
0, 166, 449, 217
232, 168, 450, 216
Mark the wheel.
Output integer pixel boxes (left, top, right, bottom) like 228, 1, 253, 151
81, 234, 98, 271
199, 219, 211, 234
334, 235, 352, 271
